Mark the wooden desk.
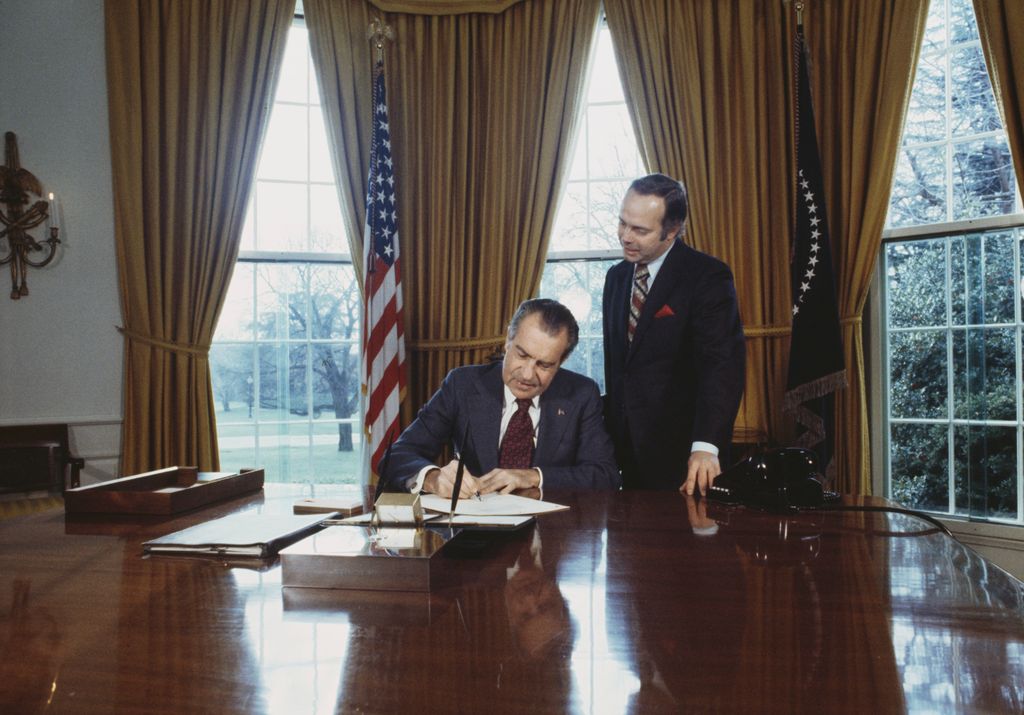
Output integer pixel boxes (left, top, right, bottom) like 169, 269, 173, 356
1, 488, 1022, 714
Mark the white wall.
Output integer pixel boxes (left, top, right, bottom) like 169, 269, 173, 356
0, 0, 121, 483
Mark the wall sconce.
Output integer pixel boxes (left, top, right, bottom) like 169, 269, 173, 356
0, 131, 61, 300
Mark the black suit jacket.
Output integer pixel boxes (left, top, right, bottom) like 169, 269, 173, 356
384, 362, 621, 490
602, 240, 745, 488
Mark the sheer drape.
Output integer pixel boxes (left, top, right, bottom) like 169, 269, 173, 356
606, 0, 927, 492
105, 0, 294, 474
973, 0, 1024, 192
307, 0, 601, 420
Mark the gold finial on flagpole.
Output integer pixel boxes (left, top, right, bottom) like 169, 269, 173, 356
367, 18, 395, 65
794, 1, 805, 28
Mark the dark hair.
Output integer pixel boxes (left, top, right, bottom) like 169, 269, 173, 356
628, 173, 688, 238
507, 298, 580, 361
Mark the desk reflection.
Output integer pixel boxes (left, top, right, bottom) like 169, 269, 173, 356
2, 488, 1023, 714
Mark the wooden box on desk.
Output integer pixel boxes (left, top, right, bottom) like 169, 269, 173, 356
280, 525, 455, 592
63, 466, 264, 515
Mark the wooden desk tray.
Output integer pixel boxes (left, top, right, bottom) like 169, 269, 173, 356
63, 466, 264, 515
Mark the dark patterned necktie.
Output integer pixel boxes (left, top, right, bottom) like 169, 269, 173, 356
628, 263, 650, 342
499, 398, 535, 469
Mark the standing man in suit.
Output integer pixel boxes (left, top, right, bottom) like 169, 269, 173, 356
603, 173, 745, 494
384, 298, 620, 497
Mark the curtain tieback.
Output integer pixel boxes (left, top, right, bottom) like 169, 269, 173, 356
743, 314, 862, 339
117, 326, 210, 357
408, 334, 506, 351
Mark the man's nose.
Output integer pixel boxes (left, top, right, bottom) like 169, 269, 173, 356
521, 361, 537, 380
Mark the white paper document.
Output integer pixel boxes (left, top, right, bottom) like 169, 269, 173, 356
419, 493, 568, 516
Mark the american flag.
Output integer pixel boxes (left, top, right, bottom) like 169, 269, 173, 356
783, 27, 846, 481
362, 61, 406, 481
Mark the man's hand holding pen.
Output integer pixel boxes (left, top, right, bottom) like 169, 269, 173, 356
423, 459, 480, 499
423, 462, 541, 498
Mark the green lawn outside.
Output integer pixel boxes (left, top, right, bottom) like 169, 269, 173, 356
215, 401, 363, 485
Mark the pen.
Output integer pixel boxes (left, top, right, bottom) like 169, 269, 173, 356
450, 423, 470, 523
474, 491, 482, 501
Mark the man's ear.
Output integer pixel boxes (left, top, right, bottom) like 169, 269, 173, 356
663, 221, 683, 242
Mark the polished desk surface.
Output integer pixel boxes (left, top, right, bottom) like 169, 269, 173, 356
1, 487, 1022, 714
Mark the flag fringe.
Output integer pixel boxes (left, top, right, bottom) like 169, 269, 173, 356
783, 369, 847, 412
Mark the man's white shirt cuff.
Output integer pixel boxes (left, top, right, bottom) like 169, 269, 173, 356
691, 441, 719, 457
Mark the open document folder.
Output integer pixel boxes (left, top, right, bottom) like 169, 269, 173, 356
142, 512, 327, 558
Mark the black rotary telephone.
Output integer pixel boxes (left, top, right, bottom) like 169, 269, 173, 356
708, 447, 831, 510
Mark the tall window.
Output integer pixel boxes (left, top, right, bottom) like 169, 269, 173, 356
211, 21, 361, 485
882, 0, 1024, 522
541, 25, 642, 391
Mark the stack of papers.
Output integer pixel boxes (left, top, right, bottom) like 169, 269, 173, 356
328, 493, 568, 530
419, 493, 568, 516
142, 512, 327, 558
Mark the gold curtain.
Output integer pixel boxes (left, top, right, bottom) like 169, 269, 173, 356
367, 0, 524, 13
307, 0, 601, 420
973, 0, 1024, 192
604, 0, 795, 447
105, 0, 295, 474
305, 0, 376, 274
806, 1, 928, 493
606, 0, 927, 493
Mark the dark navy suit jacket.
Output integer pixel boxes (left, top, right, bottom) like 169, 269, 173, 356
603, 240, 745, 489
384, 362, 621, 490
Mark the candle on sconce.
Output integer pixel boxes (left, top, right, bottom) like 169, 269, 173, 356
48, 192, 60, 230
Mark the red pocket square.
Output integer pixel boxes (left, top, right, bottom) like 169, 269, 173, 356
654, 304, 675, 318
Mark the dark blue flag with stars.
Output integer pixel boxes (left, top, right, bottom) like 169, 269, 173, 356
784, 27, 847, 483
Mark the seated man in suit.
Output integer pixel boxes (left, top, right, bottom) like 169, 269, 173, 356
384, 298, 621, 497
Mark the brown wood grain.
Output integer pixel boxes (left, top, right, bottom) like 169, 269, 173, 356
1, 487, 1021, 714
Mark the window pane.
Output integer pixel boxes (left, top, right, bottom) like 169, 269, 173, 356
889, 330, 948, 419
257, 264, 308, 340
257, 344, 308, 421
210, 344, 255, 422
902, 53, 945, 144
310, 184, 345, 252
587, 104, 640, 178
309, 119, 334, 184
948, 0, 978, 44
256, 181, 310, 251
890, 423, 949, 512
952, 327, 1016, 420
954, 425, 1018, 520
952, 138, 1016, 221
954, 233, 1015, 325
888, 145, 947, 228
275, 27, 309, 104
885, 240, 947, 328
312, 422, 361, 483
587, 29, 625, 104
258, 104, 308, 182
921, 0, 945, 53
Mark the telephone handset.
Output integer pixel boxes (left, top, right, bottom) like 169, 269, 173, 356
708, 447, 827, 510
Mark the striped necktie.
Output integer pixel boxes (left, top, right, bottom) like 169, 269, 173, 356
628, 263, 650, 342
